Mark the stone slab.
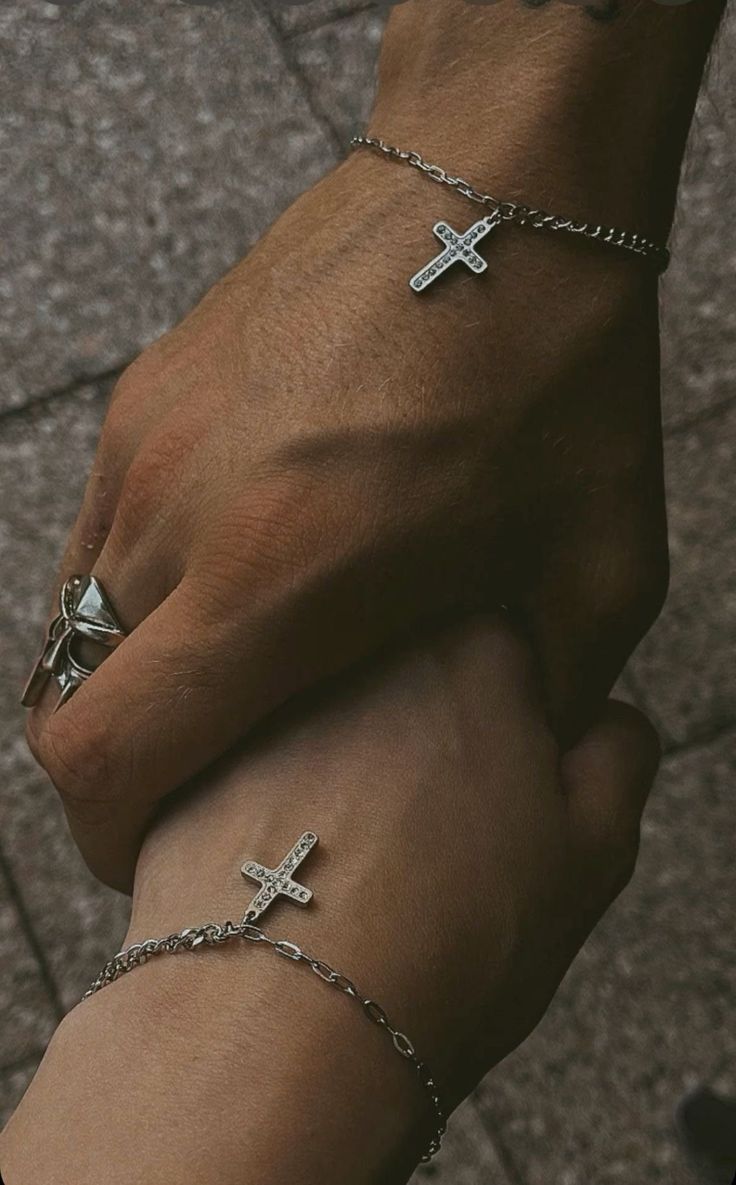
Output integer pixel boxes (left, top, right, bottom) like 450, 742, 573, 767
291, 8, 385, 143
0, 0, 335, 413
0, 870, 57, 1067
0, 739, 131, 1014
661, 9, 736, 432
410, 1093, 513, 1185
0, 1056, 41, 1132
475, 727, 736, 1185
274, 0, 375, 36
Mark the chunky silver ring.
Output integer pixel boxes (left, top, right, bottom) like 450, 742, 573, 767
21, 575, 127, 711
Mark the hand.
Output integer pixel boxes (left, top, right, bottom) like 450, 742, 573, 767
25, 139, 667, 889
4, 619, 661, 1185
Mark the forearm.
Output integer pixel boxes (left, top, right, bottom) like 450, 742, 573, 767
5, 942, 421, 1185
1, 775, 432, 1185
371, 0, 726, 233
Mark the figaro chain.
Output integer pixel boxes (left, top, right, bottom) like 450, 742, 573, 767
351, 134, 670, 274
84, 914, 447, 1163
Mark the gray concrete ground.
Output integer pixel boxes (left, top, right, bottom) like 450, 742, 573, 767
1, 2, 734, 1182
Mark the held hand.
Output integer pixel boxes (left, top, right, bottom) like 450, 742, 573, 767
4, 620, 661, 1185
27, 151, 667, 890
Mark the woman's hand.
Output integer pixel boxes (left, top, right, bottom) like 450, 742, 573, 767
5, 619, 661, 1185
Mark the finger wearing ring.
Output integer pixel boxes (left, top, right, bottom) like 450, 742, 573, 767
21, 575, 127, 711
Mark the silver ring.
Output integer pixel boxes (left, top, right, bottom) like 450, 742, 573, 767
21, 575, 127, 710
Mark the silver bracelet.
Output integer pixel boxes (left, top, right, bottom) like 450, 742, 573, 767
350, 134, 670, 291
84, 831, 447, 1163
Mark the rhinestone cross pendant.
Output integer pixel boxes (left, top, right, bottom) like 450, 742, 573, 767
409, 212, 501, 293
241, 832, 318, 923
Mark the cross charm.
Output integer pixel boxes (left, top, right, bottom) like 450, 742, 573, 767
241, 831, 318, 923
409, 212, 501, 293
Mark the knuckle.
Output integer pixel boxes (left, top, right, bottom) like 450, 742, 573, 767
111, 443, 177, 547
101, 369, 147, 451
115, 450, 165, 532
112, 413, 211, 544
99, 345, 170, 464
97, 404, 132, 469
109, 350, 159, 412
107, 371, 138, 420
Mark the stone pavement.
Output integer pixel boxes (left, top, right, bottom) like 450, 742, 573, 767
0, 3, 734, 1182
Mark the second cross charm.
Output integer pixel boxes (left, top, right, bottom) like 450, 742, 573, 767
241, 832, 318, 923
409, 211, 501, 293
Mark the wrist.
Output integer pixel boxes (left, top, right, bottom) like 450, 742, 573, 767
1, 936, 426, 1185
97, 951, 426, 1184
372, 0, 725, 237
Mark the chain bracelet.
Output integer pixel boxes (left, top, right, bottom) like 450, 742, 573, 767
84, 914, 447, 1162
351, 134, 670, 273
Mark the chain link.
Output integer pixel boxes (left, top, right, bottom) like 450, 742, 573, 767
84, 914, 446, 1163
351, 134, 670, 273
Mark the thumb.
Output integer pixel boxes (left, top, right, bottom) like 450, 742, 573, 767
517, 503, 669, 749
562, 699, 662, 881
